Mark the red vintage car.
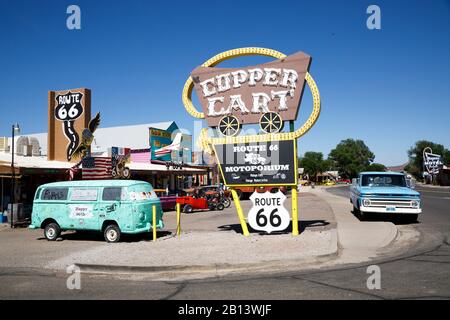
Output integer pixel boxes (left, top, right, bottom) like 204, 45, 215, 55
176, 188, 225, 213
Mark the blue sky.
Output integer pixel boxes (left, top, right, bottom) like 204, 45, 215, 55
0, 0, 449, 166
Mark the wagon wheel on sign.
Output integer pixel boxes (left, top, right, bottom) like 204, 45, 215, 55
218, 115, 240, 137
259, 112, 283, 134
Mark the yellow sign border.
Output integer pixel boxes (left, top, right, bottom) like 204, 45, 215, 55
182, 47, 321, 153
212, 139, 298, 187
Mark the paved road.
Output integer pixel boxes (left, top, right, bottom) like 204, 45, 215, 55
1, 186, 449, 300
326, 185, 450, 237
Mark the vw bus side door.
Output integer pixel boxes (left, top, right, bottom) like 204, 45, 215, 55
68, 187, 100, 230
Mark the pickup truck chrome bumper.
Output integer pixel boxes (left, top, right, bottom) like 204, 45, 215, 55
360, 206, 422, 214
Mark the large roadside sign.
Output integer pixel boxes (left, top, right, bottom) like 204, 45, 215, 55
182, 47, 321, 236
213, 139, 298, 186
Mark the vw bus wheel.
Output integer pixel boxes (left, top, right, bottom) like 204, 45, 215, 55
218, 115, 240, 137
104, 224, 121, 243
259, 112, 283, 133
44, 223, 60, 241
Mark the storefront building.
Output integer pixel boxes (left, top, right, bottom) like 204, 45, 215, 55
0, 120, 210, 217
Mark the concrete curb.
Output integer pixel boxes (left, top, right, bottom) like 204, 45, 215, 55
74, 247, 340, 280
73, 226, 445, 281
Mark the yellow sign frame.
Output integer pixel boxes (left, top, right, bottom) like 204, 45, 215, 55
182, 47, 321, 154
182, 47, 321, 237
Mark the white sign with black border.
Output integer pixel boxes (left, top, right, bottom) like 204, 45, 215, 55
248, 191, 290, 233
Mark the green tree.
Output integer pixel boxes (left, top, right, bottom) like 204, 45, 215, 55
366, 163, 386, 172
407, 140, 450, 179
299, 152, 328, 181
328, 139, 375, 178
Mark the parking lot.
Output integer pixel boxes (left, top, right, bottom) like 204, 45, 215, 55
0, 192, 335, 270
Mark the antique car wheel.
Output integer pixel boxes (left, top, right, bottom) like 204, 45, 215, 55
217, 203, 225, 211
218, 115, 240, 137
222, 197, 231, 208
183, 204, 193, 214
259, 112, 283, 133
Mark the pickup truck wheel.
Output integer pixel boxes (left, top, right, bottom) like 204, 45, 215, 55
353, 206, 365, 220
183, 204, 193, 214
44, 222, 61, 241
104, 224, 121, 243
403, 214, 418, 223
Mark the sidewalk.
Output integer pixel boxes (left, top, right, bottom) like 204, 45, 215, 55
304, 186, 406, 264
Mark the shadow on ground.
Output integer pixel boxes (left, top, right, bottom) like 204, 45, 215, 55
36, 230, 173, 243
218, 220, 331, 235
351, 209, 420, 225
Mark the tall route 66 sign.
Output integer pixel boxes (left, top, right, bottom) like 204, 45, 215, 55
248, 191, 290, 233
182, 48, 321, 236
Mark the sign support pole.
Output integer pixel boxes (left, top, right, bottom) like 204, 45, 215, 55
176, 203, 181, 236
290, 121, 299, 236
291, 188, 299, 236
152, 205, 157, 241
231, 189, 249, 236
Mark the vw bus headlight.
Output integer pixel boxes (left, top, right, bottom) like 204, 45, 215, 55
363, 199, 371, 207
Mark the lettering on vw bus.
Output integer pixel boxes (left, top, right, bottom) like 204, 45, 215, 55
69, 204, 94, 219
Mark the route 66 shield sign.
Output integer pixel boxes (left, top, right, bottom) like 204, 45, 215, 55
248, 191, 290, 233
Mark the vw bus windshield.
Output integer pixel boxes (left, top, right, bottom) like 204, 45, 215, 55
361, 174, 406, 187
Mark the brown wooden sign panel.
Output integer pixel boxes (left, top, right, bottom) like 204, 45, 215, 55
48, 88, 91, 162
191, 52, 311, 127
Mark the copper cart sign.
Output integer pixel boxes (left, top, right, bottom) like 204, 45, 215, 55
191, 52, 311, 129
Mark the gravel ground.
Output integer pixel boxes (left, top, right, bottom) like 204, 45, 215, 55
46, 229, 337, 270
0, 192, 337, 271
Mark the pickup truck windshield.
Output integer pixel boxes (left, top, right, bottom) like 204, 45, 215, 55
361, 174, 406, 187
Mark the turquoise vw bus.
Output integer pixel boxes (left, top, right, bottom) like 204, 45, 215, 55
29, 180, 164, 242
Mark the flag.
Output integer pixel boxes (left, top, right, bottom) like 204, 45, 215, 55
68, 160, 82, 181
82, 157, 112, 180
131, 148, 151, 163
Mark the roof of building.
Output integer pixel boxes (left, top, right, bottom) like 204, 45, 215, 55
8, 121, 178, 156
90, 121, 177, 152
0, 151, 205, 173
386, 163, 408, 172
